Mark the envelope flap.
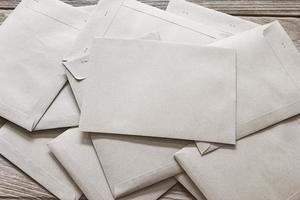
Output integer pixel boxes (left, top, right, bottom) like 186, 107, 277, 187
113, 162, 182, 198
0, 123, 81, 200
263, 21, 300, 89
167, 0, 258, 34
48, 128, 115, 200
22, 0, 89, 30
63, 55, 89, 80
123, 0, 230, 40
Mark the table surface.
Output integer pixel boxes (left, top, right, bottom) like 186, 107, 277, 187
0, 0, 299, 199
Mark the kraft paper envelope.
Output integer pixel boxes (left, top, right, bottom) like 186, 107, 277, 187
91, 133, 190, 198
196, 21, 300, 154
0, 0, 89, 131
80, 38, 236, 143
167, 0, 257, 34
48, 128, 178, 200
176, 173, 206, 200
175, 116, 300, 200
0, 122, 81, 200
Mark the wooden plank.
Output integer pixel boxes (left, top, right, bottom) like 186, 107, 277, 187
187, 0, 300, 17
0, 0, 300, 17
0, 156, 55, 199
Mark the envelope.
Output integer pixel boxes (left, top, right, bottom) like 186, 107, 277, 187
63, 0, 230, 79
61, 1, 233, 194
62, 0, 234, 110
166, 0, 257, 34
0, 122, 81, 200
0, 0, 89, 131
48, 128, 178, 200
34, 83, 80, 130
197, 21, 300, 154
176, 173, 207, 200
65, 32, 161, 108
175, 115, 300, 200
91, 133, 189, 198
80, 38, 236, 143
64, 33, 190, 196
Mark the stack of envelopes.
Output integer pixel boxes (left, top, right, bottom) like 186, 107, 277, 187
0, 0, 300, 199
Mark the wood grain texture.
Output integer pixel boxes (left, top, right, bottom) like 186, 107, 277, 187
187, 0, 300, 17
0, 0, 300, 17
0, 0, 299, 199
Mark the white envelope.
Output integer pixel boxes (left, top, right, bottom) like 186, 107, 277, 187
65, 32, 161, 108
82, 39, 235, 197
91, 133, 189, 198
166, 0, 257, 34
176, 173, 207, 200
34, 83, 80, 130
62, 0, 246, 121
197, 21, 300, 154
48, 128, 178, 200
175, 116, 300, 200
80, 38, 236, 143
63, 0, 230, 79
0, 0, 89, 131
0, 122, 81, 200
64, 33, 189, 196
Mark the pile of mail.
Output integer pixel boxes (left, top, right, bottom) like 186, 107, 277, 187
0, 0, 300, 199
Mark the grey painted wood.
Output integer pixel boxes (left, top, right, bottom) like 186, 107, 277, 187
0, 0, 299, 17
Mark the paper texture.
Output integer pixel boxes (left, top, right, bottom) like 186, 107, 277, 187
175, 116, 300, 200
62, 0, 240, 124
33, 4, 94, 131
197, 21, 300, 154
64, 33, 187, 196
63, 0, 230, 81
166, 0, 257, 34
65, 32, 161, 108
80, 38, 236, 143
0, 0, 88, 131
34, 83, 80, 131
0, 122, 81, 200
48, 128, 178, 200
91, 133, 189, 198
61, 1, 235, 192
67, 0, 228, 57
176, 173, 207, 200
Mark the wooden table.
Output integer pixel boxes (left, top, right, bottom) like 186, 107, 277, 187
0, 0, 299, 199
